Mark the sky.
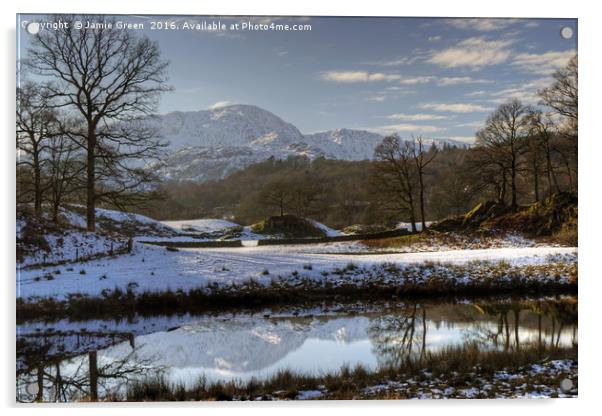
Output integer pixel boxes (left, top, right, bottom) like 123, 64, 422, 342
18, 15, 577, 143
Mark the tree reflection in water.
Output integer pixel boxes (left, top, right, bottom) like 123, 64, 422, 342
17, 333, 163, 402
368, 298, 577, 369
369, 303, 429, 368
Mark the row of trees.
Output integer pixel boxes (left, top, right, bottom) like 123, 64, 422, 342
17, 14, 171, 230
371, 56, 577, 231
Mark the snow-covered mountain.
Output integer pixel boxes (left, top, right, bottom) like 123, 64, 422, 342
150, 104, 468, 182
155, 105, 304, 150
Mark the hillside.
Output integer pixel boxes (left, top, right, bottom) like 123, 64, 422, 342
16, 206, 177, 267
432, 192, 578, 245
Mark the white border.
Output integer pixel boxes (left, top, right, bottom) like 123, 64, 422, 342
2, 1, 599, 415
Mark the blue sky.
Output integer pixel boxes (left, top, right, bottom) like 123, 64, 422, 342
18, 15, 577, 142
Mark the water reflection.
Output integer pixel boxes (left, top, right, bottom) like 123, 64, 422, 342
17, 297, 577, 402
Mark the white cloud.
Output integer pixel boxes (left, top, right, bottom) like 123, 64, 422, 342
445, 18, 516, 32
365, 53, 429, 67
208, 101, 233, 109
367, 95, 386, 102
369, 73, 403, 82
386, 113, 450, 121
465, 90, 487, 97
319, 71, 401, 83
485, 77, 553, 105
371, 124, 444, 135
428, 35, 442, 42
524, 21, 540, 28
420, 103, 494, 113
399, 76, 436, 85
427, 37, 513, 69
436, 76, 492, 86
512, 50, 576, 75
455, 121, 485, 128
320, 70, 490, 87
385, 86, 416, 94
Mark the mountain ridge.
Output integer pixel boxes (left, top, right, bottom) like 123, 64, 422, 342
150, 104, 470, 182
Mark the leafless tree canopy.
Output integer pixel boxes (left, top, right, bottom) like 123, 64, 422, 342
476, 99, 532, 210
25, 14, 172, 230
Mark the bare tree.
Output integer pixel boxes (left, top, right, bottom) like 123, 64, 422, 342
16, 82, 58, 216
26, 14, 171, 231
260, 179, 294, 217
411, 137, 437, 231
46, 128, 84, 222
527, 110, 560, 196
538, 55, 578, 188
463, 140, 507, 205
476, 100, 531, 210
373, 136, 418, 232
287, 174, 323, 218
539, 55, 578, 136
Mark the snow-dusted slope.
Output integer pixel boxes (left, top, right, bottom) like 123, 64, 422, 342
150, 105, 469, 182
303, 128, 385, 160
62, 205, 177, 236
307, 218, 343, 237
162, 219, 241, 233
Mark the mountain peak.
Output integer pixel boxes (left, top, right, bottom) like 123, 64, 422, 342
155, 104, 303, 150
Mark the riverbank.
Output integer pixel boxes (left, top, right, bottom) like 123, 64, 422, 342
17, 256, 577, 321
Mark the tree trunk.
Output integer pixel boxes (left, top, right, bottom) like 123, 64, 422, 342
504, 313, 510, 352
36, 365, 44, 402
52, 202, 60, 223
86, 130, 96, 231
565, 160, 573, 190
418, 171, 427, 231
510, 157, 517, 211
408, 196, 417, 233
89, 351, 98, 401
533, 155, 539, 202
514, 309, 520, 350
420, 308, 427, 363
545, 141, 560, 195
33, 150, 42, 217
498, 172, 507, 205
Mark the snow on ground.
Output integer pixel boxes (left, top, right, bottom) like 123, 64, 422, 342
307, 219, 343, 237
360, 359, 577, 399
63, 206, 176, 236
19, 232, 128, 268
16, 241, 577, 300
18, 207, 179, 267
397, 222, 434, 232
161, 219, 240, 233
297, 390, 324, 400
